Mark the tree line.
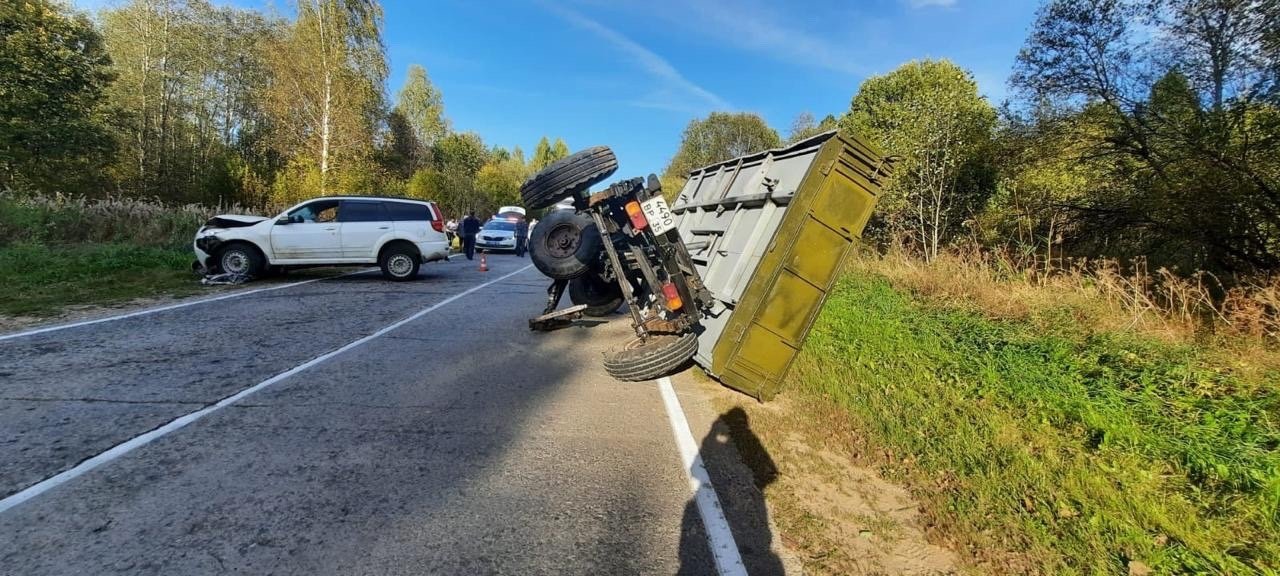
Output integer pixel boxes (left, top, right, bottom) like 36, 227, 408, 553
661, 0, 1280, 278
0, 0, 570, 216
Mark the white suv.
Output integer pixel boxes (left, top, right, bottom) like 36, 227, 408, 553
193, 197, 450, 281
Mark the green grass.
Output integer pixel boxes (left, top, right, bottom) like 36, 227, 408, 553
0, 243, 201, 317
795, 274, 1280, 574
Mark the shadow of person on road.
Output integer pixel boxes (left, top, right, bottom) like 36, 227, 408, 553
678, 406, 786, 575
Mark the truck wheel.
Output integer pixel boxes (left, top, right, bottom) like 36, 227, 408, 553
218, 243, 264, 277
379, 244, 421, 281
569, 274, 624, 317
529, 210, 601, 280
520, 146, 618, 209
603, 332, 699, 382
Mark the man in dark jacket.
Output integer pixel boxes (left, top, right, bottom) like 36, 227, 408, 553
461, 210, 481, 260
514, 219, 529, 257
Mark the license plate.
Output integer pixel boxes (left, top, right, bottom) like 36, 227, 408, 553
640, 197, 676, 236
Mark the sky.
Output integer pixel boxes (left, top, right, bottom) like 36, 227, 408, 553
73, 0, 1043, 179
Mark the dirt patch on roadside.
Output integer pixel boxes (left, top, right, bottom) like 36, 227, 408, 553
699, 379, 959, 575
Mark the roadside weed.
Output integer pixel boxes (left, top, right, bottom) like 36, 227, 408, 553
798, 274, 1280, 573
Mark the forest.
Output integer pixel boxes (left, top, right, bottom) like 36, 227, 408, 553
1, 0, 571, 216
659, 0, 1280, 285
3, 0, 1279, 282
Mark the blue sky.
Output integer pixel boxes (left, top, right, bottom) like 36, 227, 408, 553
74, 0, 1042, 178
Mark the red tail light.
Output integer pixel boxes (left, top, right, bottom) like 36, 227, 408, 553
661, 282, 683, 311
428, 203, 444, 232
624, 201, 648, 231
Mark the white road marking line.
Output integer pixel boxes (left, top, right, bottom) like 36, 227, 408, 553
0, 268, 376, 342
657, 376, 748, 576
0, 264, 534, 515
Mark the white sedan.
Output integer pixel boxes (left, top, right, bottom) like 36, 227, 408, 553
475, 219, 521, 253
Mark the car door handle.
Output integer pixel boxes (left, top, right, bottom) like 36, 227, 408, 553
323, 226, 337, 231
378, 226, 390, 230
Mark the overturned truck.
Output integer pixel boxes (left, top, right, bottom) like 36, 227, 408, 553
523, 131, 894, 400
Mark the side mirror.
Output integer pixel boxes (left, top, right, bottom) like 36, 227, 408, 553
275, 217, 291, 225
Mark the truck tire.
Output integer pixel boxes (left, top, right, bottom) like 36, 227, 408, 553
529, 210, 601, 280
520, 146, 618, 209
218, 242, 265, 277
603, 332, 699, 382
569, 274, 624, 317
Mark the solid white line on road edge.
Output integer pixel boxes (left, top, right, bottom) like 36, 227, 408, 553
0, 264, 535, 515
657, 376, 748, 576
0, 268, 376, 342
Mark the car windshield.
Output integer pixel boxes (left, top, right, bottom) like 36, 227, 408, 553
483, 220, 516, 231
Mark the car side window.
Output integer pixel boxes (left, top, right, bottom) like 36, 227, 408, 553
384, 202, 431, 221
339, 201, 388, 223
288, 200, 340, 223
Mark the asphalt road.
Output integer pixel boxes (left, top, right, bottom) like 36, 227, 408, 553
0, 254, 788, 575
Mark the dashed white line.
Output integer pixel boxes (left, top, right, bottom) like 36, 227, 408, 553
0, 268, 375, 342
0, 264, 534, 515
657, 376, 748, 576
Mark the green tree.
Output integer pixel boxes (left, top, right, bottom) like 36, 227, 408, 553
100, 0, 277, 204
382, 108, 421, 178
842, 59, 997, 260
661, 112, 781, 189
550, 137, 569, 163
530, 136, 553, 171
475, 149, 528, 211
786, 111, 838, 144
431, 131, 489, 213
1013, 0, 1280, 274
0, 0, 114, 192
264, 0, 387, 197
394, 64, 447, 150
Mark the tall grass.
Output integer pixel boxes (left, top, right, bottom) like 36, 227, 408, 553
792, 249, 1280, 573
857, 245, 1280, 353
0, 191, 254, 249
0, 191, 257, 316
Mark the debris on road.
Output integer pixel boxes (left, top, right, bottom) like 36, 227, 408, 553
528, 304, 588, 331
200, 272, 253, 286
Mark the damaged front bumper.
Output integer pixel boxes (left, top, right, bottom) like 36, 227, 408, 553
193, 233, 223, 273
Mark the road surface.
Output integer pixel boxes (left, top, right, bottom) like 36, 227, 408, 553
0, 255, 788, 575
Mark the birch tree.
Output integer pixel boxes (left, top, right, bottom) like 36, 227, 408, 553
264, 0, 387, 196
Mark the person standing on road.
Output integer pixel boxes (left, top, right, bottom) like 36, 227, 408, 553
445, 218, 458, 248
461, 210, 481, 260
514, 219, 529, 257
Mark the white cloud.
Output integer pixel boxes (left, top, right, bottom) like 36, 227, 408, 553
632, 0, 871, 76
907, 0, 957, 8
538, 2, 730, 112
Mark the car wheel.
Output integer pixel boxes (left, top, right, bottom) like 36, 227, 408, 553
380, 245, 420, 281
520, 146, 618, 210
529, 210, 602, 280
569, 274, 624, 317
603, 332, 699, 382
218, 243, 264, 277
